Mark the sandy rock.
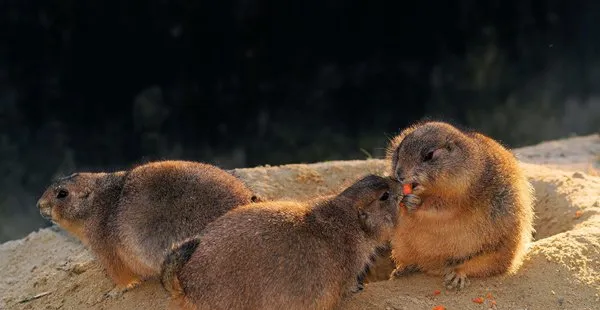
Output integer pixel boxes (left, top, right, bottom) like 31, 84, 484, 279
515, 133, 600, 174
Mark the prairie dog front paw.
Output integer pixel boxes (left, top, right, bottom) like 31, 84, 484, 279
402, 194, 422, 211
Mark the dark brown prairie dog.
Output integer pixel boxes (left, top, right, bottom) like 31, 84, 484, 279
385, 121, 534, 289
36, 160, 259, 293
161, 174, 404, 310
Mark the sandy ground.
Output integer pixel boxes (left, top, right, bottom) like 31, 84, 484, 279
513, 134, 600, 174
1, 134, 598, 310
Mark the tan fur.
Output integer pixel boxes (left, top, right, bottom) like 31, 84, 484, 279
162, 175, 403, 310
36, 160, 258, 290
385, 121, 534, 288
49, 208, 88, 245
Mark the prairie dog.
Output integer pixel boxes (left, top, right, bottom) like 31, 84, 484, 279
386, 121, 534, 289
37, 160, 259, 293
161, 174, 404, 310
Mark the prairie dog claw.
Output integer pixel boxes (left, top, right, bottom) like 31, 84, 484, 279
390, 264, 420, 279
104, 280, 141, 299
444, 270, 470, 290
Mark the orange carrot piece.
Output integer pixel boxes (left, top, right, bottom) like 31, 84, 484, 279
402, 183, 412, 195
432, 306, 446, 310
472, 297, 485, 304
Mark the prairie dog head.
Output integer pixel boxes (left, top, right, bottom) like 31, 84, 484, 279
387, 122, 478, 197
338, 174, 403, 241
37, 172, 105, 226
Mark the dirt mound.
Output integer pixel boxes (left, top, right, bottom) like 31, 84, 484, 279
1, 134, 599, 310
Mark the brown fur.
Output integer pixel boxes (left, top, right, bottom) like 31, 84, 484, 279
385, 121, 535, 289
161, 174, 403, 310
36, 160, 259, 290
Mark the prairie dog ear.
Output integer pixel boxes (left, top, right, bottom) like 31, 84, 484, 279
445, 140, 456, 152
79, 187, 92, 199
358, 209, 370, 232
431, 140, 456, 160
359, 208, 380, 235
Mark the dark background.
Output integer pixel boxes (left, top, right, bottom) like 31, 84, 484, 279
1, 0, 599, 242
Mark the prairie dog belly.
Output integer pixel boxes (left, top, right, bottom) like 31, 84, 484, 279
391, 207, 497, 270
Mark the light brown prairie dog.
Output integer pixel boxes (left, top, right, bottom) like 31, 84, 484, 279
386, 121, 534, 289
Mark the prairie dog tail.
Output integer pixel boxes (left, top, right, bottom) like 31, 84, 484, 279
161, 238, 200, 297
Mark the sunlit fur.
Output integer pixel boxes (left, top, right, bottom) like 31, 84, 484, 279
161, 175, 404, 310
36, 161, 258, 290
385, 121, 535, 287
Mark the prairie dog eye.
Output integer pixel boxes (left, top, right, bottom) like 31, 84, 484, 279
423, 150, 434, 162
379, 191, 390, 201
56, 189, 69, 199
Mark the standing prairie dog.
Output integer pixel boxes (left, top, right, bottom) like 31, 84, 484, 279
36, 160, 259, 293
386, 121, 534, 289
161, 174, 404, 310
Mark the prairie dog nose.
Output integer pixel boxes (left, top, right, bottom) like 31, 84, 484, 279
37, 199, 53, 220
395, 171, 406, 183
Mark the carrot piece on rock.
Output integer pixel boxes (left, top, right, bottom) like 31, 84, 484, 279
472, 297, 485, 304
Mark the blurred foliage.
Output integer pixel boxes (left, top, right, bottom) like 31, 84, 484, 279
1, 0, 599, 241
